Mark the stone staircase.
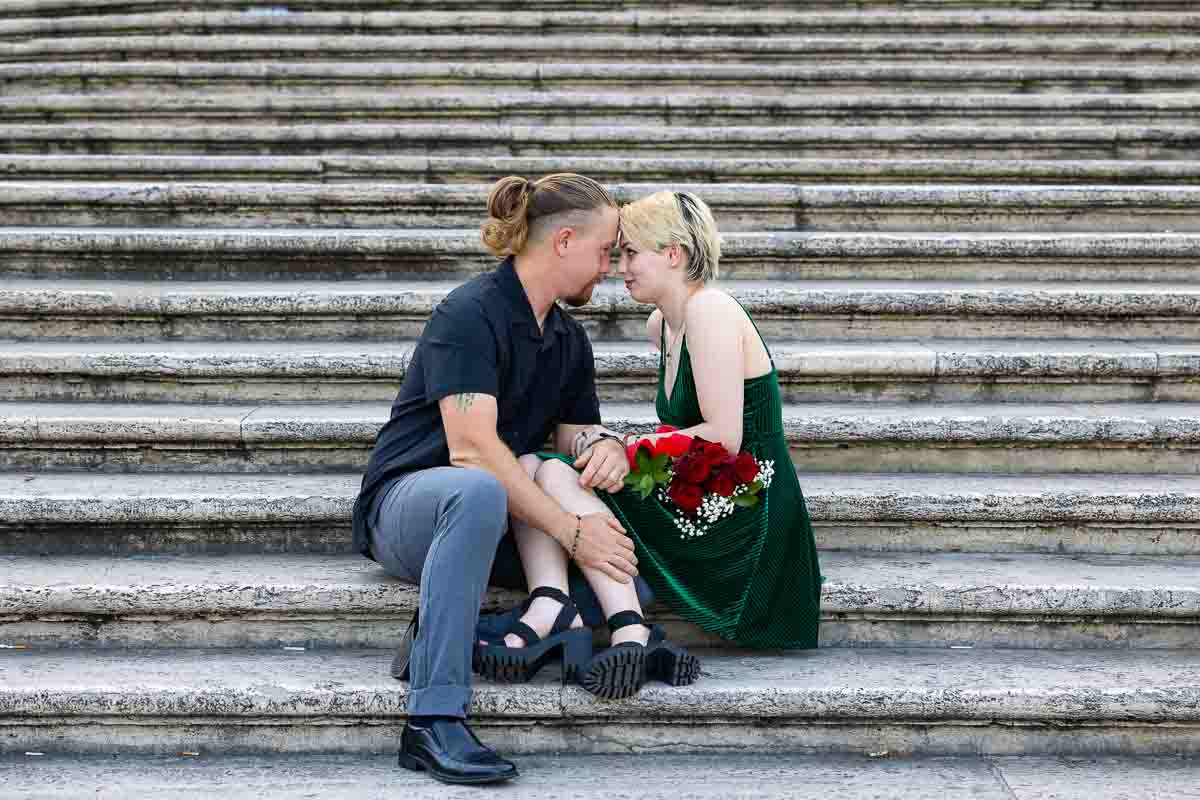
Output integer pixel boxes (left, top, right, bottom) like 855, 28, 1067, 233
2, 0, 1200, 783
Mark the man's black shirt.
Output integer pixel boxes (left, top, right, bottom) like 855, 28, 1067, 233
351, 257, 602, 559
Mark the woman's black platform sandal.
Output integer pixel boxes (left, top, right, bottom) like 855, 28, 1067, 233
644, 621, 701, 687
578, 610, 650, 700
579, 610, 701, 698
473, 586, 593, 684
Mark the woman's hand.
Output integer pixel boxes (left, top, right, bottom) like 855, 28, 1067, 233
574, 438, 630, 494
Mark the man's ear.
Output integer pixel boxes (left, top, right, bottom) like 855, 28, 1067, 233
554, 226, 574, 257
668, 243, 683, 268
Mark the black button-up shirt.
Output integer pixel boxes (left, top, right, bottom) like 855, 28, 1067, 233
351, 257, 602, 558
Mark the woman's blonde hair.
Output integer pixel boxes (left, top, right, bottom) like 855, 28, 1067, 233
619, 190, 721, 283
480, 173, 616, 257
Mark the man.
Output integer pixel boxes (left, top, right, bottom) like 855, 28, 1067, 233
351, 174, 641, 785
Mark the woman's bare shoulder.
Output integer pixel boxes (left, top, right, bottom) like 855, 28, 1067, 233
646, 308, 664, 350
685, 287, 741, 321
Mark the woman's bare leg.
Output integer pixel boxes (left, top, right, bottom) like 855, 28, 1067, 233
533, 459, 650, 647
494, 455, 583, 648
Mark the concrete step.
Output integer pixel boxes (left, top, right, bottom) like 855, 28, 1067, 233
2, 338, 1199, 404
5, 9, 1198, 39
5, 182, 1200, 232
5, 33, 1200, 65
1, 647, 1198, 756
0, 550, 1197, 650
8, 399, 1200, 477
3, 471, 1199, 557
5, 60, 1200, 96
9, 0, 1194, 14
2, 121, 1197, 159
5, 229, 1199, 283
4, 154, 1200, 185
6, 278, 1200, 342
7, 91, 1199, 128
14, 753, 1200, 800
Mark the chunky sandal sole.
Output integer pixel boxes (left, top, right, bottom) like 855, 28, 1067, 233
579, 645, 646, 700
646, 644, 701, 687
473, 627, 593, 685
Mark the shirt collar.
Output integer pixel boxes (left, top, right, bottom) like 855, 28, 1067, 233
495, 257, 569, 340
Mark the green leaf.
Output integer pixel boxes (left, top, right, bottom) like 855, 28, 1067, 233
635, 449, 651, 473
624, 473, 641, 488
747, 479, 764, 494
733, 494, 760, 508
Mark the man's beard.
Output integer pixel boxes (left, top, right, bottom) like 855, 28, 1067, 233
562, 283, 595, 308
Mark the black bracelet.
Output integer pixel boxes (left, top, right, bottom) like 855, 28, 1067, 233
568, 514, 583, 561
582, 432, 624, 452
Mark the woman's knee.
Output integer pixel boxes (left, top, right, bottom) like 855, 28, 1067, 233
517, 453, 542, 479
533, 457, 577, 494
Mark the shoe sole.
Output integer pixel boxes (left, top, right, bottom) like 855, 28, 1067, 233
579, 646, 646, 700
647, 645, 701, 687
398, 751, 518, 785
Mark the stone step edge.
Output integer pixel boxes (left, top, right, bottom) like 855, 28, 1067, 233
8, 92, 1200, 114
2, 154, 1197, 182
4, 228, 1198, 258
4, 471, 1200, 524
6, 279, 1200, 319
5, 9, 1198, 37
2, 122, 1197, 144
3, 60, 1198, 83
8, 34, 1200, 57
1, 551, 1197, 619
1, 648, 1198, 726
1, 339, 1196, 380
6, 181, 1200, 209
9, 400, 1200, 447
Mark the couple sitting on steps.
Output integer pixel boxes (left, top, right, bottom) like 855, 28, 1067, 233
351, 173, 824, 785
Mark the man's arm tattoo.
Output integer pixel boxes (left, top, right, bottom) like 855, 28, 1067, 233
455, 393, 476, 413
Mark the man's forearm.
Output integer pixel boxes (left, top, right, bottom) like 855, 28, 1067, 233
450, 437, 575, 549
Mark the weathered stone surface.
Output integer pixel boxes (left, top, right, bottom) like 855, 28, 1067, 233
4, 61, 1200, 97
1, 122, 1195, 159
4, 154, 1200, 184
1, 648, 1199, 756
0, 551, 1197, 649
4, 9, 1197, 38
0, 752, 1025, 800
6, 181, 1200, 232
10, 279, 1200, 343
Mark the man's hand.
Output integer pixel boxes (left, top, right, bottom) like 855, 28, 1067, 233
574, 438, 629, 494
570, 512, 638, 583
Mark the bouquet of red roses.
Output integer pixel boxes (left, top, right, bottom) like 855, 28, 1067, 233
624, 426, 776, 539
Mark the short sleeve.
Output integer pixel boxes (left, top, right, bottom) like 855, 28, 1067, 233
420, 299, 500, 402
560, 331, 602, 425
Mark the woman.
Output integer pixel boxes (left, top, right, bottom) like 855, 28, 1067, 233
477, 190, 823, 698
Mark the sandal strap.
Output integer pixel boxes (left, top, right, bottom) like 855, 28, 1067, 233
529, 586, 581, 636
507, 621, 541, 647
607, 610, 645, 633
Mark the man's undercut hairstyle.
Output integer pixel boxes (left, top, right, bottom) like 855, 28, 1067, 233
619, 190, 722, 283
481, 173, 617, 258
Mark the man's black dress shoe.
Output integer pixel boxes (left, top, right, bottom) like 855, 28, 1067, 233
398, 718, 518, 785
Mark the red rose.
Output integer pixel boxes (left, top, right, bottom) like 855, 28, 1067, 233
734, 452, 760, 483
656, 433, 693, 458
626, 439, 654, 470
655, 425, 679, 434
677, 454, 712, 484
707, 469, 737, 498
702, 442, 730, 465
668, 480, 704, 514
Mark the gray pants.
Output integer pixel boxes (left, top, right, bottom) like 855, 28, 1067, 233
368, 465, 653, 718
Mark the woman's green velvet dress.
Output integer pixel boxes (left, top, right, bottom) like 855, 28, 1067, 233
545, 311, 823, 649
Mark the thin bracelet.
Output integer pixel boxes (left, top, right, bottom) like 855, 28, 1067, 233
568, 514, 582, 561
582, 431, 624, 452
